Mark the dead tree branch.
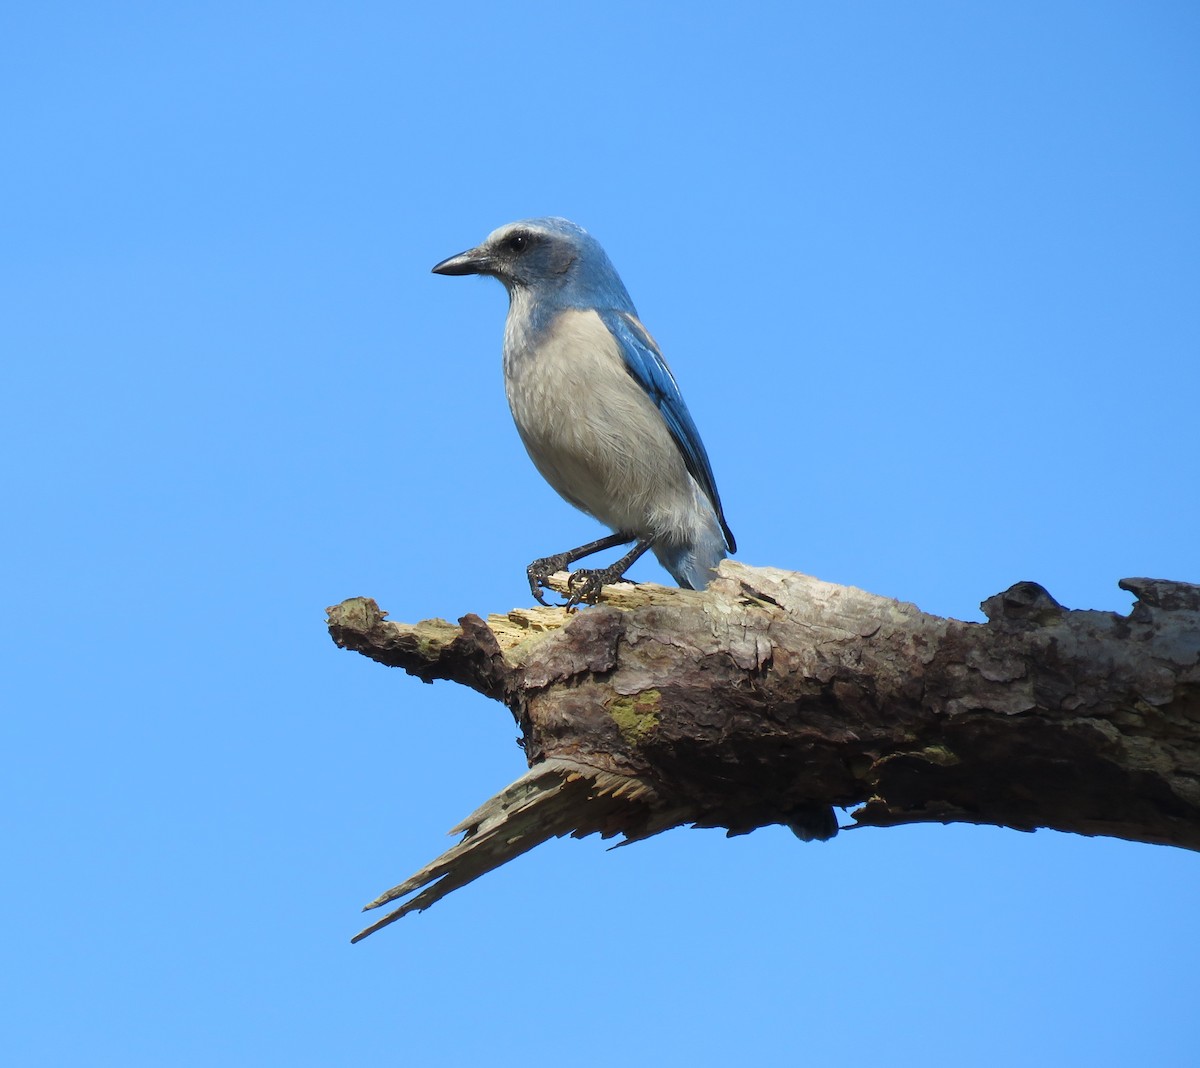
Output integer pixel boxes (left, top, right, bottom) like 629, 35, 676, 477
327, 562, 1200, 941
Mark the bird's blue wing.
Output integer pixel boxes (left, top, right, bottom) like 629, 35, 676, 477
599, 309, 736, 552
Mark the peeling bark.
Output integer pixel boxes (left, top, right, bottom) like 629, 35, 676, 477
327, 562, 1200, 940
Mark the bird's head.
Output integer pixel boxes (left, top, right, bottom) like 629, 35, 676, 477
432, 217, 634, 311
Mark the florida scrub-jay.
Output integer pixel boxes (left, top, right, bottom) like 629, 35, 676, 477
432, 217, 735, 607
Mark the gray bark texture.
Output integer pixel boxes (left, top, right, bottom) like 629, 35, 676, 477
326, 562, 1200, 941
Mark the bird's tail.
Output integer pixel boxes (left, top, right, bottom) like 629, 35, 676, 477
654, 508, 730, 590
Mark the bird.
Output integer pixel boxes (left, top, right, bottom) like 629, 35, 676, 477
432, 217, 735, 608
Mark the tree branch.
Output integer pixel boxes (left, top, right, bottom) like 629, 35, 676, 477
327, 562, 1200, 940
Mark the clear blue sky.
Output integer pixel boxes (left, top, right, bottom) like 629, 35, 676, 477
4, 3, 1198, 1064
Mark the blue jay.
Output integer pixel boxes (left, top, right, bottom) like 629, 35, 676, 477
432, 217, 735, 607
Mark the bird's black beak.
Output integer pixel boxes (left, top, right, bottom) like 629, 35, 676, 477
431, 246, 491, 276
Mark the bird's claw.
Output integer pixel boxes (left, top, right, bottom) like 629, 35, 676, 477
565, 570, 604, 609
564, 566, 628, 609
527, 554, 571, 606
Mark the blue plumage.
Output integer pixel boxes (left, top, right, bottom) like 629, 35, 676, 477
433, 217, 735, 605
598, 308, 736, 554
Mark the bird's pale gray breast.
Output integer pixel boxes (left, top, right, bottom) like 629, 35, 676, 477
502, 307, 694, 536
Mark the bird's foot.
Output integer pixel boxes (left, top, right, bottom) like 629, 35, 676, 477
527, 534, 648, 608
564, 565, 634, 610
526, 554, 573, 606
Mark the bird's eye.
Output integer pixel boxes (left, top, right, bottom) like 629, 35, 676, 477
506, 233, 529, 253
